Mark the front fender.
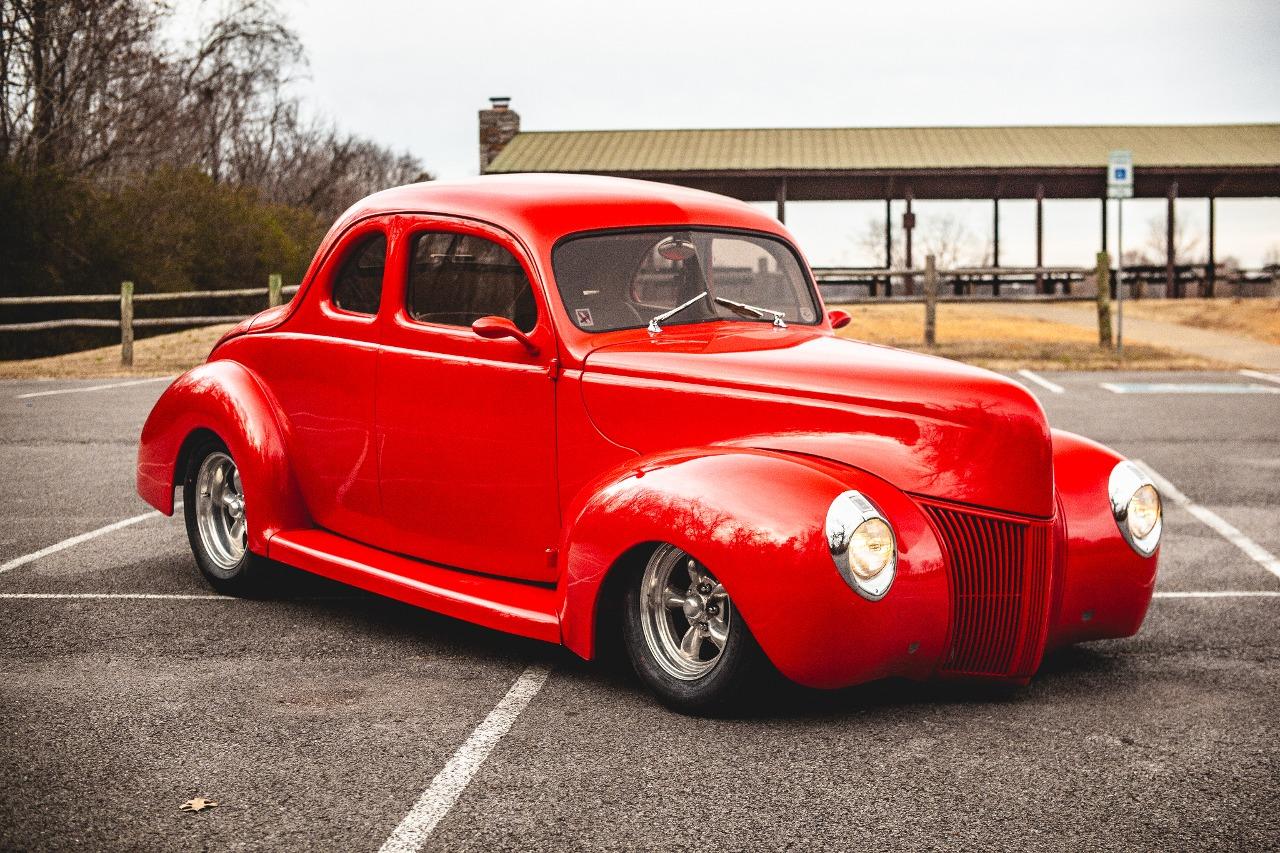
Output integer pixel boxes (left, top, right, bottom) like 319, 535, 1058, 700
558, 448, 949, 689
136, 360, 309, 553
1048, 429, 1159, 650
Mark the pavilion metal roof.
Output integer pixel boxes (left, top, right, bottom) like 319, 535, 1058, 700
484, 124, 1280, 200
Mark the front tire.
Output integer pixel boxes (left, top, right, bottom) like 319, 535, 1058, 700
183, 438, 267, 595
622, 543, 768, 715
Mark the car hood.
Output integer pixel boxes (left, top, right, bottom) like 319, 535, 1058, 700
579, 327, 1054, 518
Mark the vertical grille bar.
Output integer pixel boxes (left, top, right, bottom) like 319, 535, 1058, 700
923, 502, 1051, 678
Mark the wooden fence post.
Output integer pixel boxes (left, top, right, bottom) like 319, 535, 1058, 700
1095, 252, 1113, 348
268, 273, 282, 308
923, 255, 937, 347
120, 281, 134, 367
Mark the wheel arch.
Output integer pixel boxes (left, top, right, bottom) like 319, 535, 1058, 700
137, 360, 309, 553
1048, 428, 1158, 648
175, 427, 223, 490
557, 447, 852, 665
586, 541, 663, 666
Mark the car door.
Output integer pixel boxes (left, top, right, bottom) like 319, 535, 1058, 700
248, 217, 387, 539
372, 217, 561, 583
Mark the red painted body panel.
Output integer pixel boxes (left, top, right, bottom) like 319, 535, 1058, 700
270, 528, 560, 644
136, 174, 1159, 691
578, 328, 1054, 518
372, 215, 561, 582
136, 360, 309, 551
558, 449, 950, 688
1046, 429, 1158, 648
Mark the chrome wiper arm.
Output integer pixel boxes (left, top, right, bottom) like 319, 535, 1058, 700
648, 291, 708, 334
713, 296, 787, 328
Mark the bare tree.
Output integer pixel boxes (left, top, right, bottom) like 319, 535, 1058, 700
1, 0, 427, 212
855, 215, 902, 267
918, 212, 986, 269
1142, 214, 1204, 266
855, 211, 987, 269
1, 0, 176, 173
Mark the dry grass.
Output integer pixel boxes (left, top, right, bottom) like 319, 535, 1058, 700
1118, 297, 1280, 345
0, 324, 233, 379
833, 303, 1227, 371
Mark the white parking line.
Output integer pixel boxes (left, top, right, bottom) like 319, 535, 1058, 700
1239, 369, 1280, 385
0, 592, 227, 600
0, 510, 165, 576
1153, 591, 1280, 598
1017, 369, 1065, 394
378, 664, 552, 853
1101, 381, 1280, 394
15, 376, 173, 399
1136, 460, 1280, 583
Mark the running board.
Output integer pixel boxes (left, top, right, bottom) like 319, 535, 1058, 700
268, 529, 561, 644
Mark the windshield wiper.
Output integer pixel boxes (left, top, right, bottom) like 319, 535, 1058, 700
714, 296, 787, 328
648, 291, 708, 334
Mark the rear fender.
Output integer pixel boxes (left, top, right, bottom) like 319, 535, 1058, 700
136, 360, 308, 553
1048, 429, 1158, 649
558, 448, 949, 688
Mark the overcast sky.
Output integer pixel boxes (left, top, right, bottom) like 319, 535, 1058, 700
271, 0, 1279, 266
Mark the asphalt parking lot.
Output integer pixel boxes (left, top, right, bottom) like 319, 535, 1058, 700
1, 370, 1278, 851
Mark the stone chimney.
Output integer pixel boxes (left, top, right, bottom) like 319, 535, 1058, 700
478, 97, 520, 173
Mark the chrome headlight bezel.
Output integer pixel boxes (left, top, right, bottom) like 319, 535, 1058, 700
1108, 461, 1163, 557
825, 490, 897, 600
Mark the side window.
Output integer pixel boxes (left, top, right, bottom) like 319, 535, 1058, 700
407, 232, 537, 332
331, 233, 386, 315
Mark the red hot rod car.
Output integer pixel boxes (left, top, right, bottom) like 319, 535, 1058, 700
138, 174, 1162, 713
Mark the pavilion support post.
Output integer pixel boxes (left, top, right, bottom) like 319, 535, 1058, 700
883, 198, 892, 298
1207, 196, 1216, 298
1034, 184, 1045, 293
1101, 196, 1110, 297
883, 199, 892, 268
903, 190, 915, 296
775, 178, 787, 225
1100, 196, 1108, 254
991, 198, 1001, 297
1166, 181, 1178, 297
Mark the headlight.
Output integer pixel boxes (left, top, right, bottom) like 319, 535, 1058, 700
1109, 461, 1163, 557
826, 490, 897, 600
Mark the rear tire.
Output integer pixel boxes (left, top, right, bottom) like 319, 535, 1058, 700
183, 437, 268, 595
622, 543, 769, 715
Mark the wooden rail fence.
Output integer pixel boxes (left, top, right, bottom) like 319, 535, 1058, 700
813, 264, 1279, 302
0, 274, 296, 366
3, 262, 1276, 366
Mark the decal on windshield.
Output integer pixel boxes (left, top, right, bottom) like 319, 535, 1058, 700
575, 308, 594, 326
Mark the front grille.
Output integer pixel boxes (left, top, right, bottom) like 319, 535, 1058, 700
921, 502, 1053, 678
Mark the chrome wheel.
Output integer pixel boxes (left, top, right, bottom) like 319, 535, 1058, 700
194, 451, 246, 577
639, 544, 732, 681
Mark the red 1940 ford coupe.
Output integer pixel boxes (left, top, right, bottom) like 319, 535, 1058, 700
138, 174, 1161, 713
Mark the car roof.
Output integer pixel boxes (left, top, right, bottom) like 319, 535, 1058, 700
330, 173, 789, 246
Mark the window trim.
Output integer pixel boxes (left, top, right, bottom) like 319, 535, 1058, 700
400, 226, 542, 335
550, 225, 822, 334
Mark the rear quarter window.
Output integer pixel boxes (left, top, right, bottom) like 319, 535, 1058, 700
331, 233, 387, 315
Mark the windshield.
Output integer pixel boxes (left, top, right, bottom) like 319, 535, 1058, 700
552, 228, 821, 333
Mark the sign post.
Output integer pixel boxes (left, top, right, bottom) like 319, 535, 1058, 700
1108, 150, 1134, 357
